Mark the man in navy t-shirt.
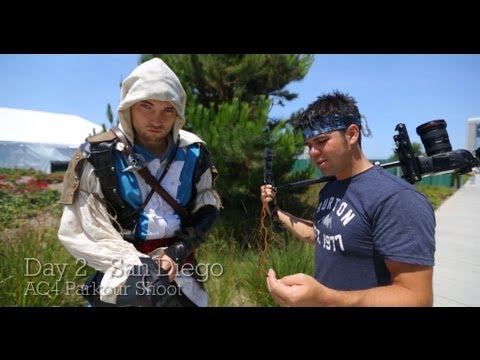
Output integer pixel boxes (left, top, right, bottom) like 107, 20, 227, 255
260, 90, 435, 306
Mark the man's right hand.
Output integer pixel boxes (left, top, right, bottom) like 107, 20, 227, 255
260, 184, 277, 215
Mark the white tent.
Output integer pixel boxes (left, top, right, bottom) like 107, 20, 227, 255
0, 107, 103, 173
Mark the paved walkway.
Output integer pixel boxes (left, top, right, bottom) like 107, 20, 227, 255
433, 174, 480, 307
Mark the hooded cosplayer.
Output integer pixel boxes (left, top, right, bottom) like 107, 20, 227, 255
58, 58, 221, 306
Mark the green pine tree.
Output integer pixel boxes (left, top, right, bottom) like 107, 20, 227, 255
133, 54, 317, 247
141, 54, 313, 109
185, 94, 314, 247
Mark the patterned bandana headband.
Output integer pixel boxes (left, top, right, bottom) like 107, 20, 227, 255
301, 114, 362, 142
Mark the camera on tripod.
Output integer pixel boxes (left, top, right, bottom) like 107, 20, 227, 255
383, 119, 480, 184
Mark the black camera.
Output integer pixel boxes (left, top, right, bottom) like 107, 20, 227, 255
416, 119, 452, 156
389, 119, 480, 184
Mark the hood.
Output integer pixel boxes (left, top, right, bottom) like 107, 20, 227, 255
117, 58, 187, 145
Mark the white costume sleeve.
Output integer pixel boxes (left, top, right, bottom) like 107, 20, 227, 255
192, 167, 222, 213
58, 161, 148, 304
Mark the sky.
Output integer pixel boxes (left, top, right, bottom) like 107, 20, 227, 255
0, 54, 479, 160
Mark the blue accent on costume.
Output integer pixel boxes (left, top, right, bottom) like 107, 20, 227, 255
112, 142, 201, 241
113, 152, 142, 209
177, 146, 200, 205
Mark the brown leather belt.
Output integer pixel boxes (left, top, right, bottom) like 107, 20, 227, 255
132, 238, 195, 266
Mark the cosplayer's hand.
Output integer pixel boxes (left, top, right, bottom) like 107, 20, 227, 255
149, 247, 177, 282
158, 254, 177, 282
116, 257, 171, 307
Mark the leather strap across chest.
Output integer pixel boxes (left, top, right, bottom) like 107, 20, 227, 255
110, 127, 191, 221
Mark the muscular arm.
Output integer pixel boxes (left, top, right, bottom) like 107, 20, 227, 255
331, 261, 433, 306
277, 209, 315, 245
267, 261, 433, 307
260, 184, 315, 245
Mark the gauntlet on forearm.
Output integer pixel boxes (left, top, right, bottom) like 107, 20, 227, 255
164, 205, 219, 265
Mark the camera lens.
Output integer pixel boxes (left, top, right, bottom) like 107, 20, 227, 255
416, 119, 452, 156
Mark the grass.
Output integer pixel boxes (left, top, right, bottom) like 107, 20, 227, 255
196, 230, 314, 307
0, 168, 469, 306
243, 237, 314, 307
0, 217, 315, 307
415, 184, 456, 209
0, 223, 91, 306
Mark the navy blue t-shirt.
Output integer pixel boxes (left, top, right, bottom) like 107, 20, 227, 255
313, 166, 436, 291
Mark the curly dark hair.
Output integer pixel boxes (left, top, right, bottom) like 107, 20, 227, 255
294, 90, 361, 129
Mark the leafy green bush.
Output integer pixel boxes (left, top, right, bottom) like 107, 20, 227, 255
0, 168, 63, 229
0, 190, 61, 229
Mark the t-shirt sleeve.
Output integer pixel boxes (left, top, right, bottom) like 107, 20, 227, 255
372, 189, 436, 266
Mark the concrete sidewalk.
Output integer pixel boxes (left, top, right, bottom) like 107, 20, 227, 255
433, 174, 480, 307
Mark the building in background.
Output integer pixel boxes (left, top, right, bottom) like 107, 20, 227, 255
467, 116, 480, 152
0, 107, 103, 173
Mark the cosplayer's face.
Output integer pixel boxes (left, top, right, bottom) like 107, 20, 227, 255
131, 99, 177, 151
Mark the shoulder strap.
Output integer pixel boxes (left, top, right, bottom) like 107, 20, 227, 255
83, 133, 138, 231
110, 127, 191, 221
84, 133, 124, 211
